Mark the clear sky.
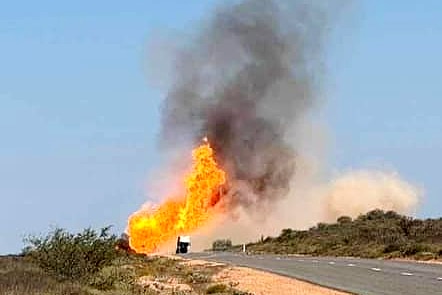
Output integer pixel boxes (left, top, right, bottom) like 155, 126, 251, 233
1, 1, 441, 254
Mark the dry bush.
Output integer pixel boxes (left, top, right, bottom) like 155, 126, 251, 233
23, 226, 119, 281
0, 256, 90, 295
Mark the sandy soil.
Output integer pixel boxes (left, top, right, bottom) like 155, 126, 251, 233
391, 258, 442, 265
180, 258, 225, 267
181, 258, 350, 295
163, 255, 351, 295
213, 266, 350, 295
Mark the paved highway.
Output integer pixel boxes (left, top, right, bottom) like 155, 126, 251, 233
187, 252, 442, 295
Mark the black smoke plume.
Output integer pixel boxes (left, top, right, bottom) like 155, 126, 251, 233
158, 0, 339, 211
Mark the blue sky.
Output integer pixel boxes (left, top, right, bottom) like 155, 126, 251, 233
1, 1, 441, 254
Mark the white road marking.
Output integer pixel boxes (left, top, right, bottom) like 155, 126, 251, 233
276, 257, 281, 260
347, 263, 356, 267
400, 272, 413, 276
299, 259, 304, 262
370, 267, 381, 272
328, 261, 336, 265
312, 260, 319, 263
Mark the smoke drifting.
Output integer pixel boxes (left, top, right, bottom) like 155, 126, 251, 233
321, 170, 420, 221
189, 169, 421, 250
159, 0, 336, 211
143, 0, 421, 249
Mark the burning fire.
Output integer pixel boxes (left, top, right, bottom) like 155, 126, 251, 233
127, 139, 226, 253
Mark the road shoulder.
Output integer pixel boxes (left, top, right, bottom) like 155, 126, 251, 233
181, 258, 351, 295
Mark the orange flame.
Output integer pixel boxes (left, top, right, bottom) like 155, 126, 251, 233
127, 140, 226, 254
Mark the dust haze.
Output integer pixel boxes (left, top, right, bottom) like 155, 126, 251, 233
145, 0, 421, 249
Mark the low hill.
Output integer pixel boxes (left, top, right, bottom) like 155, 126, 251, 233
242, 209, 442, 260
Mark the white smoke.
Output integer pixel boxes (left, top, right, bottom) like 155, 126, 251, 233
319, 170, 421, 221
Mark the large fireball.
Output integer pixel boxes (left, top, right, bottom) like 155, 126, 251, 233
127, 140, 226, 254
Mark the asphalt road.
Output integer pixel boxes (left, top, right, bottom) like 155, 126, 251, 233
187, 252, 442, 295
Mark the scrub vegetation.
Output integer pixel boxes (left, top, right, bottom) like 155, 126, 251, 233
242, 210, 442, 260
0, 227, 250, 295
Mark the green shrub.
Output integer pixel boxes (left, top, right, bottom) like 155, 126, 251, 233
383, 243, 401, 253
244, 210, 442, 259
135, 256, 181, 278
24, 226, 119, 281
206, 283, 228, 294
88, 265, 135, 290
400, 243, 425, 256
212, 239, 233, 251
337, 216, 352, 224
414, 252, 435, 261
185, 271, 212, 284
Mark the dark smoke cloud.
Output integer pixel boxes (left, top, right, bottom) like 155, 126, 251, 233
158, 0, 340, 211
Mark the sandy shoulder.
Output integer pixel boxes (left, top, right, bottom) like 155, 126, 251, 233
174, 256, 350, 295
213, 265, 350, 295
391, 258, 442, 265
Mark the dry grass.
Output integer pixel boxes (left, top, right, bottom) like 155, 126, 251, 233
0, 256, 89, 295
0, 254, 245, 295
1, 253, 351, 295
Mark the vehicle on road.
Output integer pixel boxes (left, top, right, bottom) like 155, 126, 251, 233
176, 236, 191, 254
